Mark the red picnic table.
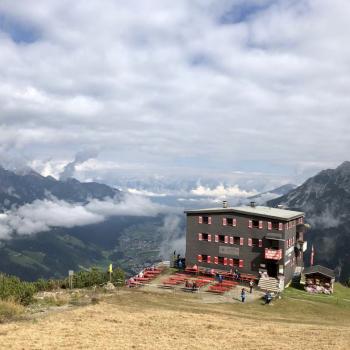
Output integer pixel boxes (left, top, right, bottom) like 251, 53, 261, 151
134, 277, 150, 282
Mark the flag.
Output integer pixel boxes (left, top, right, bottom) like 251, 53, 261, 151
310, 245, 314, 266
109, 264, 113, 273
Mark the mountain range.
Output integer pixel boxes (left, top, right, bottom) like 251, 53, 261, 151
0, 162, 349, 282
268, 161, 350, 282
0, 166, 120, 208
0, 167, 177, 280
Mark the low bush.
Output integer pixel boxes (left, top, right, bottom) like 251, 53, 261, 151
0, 266, 125, 306
0, 299, 25, 323
0, 274, 36, 305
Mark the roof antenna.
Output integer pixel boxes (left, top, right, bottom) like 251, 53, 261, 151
250, 201, 256, 208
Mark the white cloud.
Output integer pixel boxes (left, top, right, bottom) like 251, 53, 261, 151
191, 184, 257, 198
127, 188, 167, 197
0, 0, 349, 185
0, 194, 176, 239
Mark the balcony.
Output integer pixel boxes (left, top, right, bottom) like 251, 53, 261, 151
265, 248, 282, 260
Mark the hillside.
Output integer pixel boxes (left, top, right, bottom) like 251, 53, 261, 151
0, 166, 120, 208
268, 161, 350, 282
0, 284, 349, 349
0, 167, 182, 280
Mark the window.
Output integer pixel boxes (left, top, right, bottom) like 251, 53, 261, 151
202, 254, 208, 262
233, 236, 240, 245
199, 216, 211, 224
218, 256, 225, 264
218, 235, 225, 243
252, 220, 259, 228
252, 238, 260, 247
201, 233, 211, 241
272, 221, 280, 230
227, 218, 233, 225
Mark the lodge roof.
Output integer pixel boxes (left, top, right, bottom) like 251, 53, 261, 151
184, 205, 304, 221
303, 265, 336, 279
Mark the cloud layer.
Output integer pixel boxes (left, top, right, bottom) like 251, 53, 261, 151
0, 194, 174, 239
0, 0, 349, 185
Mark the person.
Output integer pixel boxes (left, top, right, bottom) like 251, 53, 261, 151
249, 280, 254, 293
192, 281, 197, 292
241, 288, 246, 303
218, 274, 223, 284
178, 259, 183, 269
138, 271, 144, 278
265, 291, 272, 305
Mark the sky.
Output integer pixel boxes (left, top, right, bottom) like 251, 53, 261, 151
0, 0, 350, 193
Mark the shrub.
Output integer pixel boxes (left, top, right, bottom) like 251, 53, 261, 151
0, 299, 25, 323
0, 274, 36, 305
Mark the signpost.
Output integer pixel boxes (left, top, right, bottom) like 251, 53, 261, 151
68, 270, 74, 289
108, 264, 113, 282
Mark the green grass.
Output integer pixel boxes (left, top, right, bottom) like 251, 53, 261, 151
283, 283, 350, 308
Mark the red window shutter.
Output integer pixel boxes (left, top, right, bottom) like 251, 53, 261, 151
268, 222, 272, 230
223, 257, 228, 266
248, 238, 252, 247
279, 223, 283, 231
214, 256, 218, 265
198, 216, 203, 224
229, 236, 234, 245
229, 258, 233, 267
223, 218, 227, 226
207, 255, 211, 263
259, 220, 263, 229
208, 234, 212, 242
208, 216, 212, 224
248, 220, 252, 228
259, 239, 262, 248
239, 259, 244, 268
240, 237, 244, 246
197, 254, 202, 262
224, 235, 229, 244
233, 218, 237, 227
198, 233, 203, 241
301, 217, 304, 224
285, 223, 289, 230
215, 235, 219, 243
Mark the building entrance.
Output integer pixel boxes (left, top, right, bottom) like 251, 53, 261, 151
266, 261, 278, 277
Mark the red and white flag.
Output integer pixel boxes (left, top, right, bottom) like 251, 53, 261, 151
310, 244, 315, 266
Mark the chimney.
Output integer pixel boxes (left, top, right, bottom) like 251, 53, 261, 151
250, 201, 256, 208
222, 200, 228, 208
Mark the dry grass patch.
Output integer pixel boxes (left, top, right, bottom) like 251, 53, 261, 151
0, 300, 25, 323
0, 288, 349, 349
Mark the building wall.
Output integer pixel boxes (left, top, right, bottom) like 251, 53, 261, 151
185, 211, 303, 285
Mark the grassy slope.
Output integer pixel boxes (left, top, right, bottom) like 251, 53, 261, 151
0, 284, 349, 349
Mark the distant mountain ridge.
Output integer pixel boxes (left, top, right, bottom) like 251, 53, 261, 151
0, 166, 120, 209
268, 161, 350, 282
247, 183, 296, 204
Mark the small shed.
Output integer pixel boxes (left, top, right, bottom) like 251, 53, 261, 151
301, 265, 335, 294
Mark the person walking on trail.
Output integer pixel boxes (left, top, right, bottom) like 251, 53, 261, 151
264, 291, 272, 305
241, 288, 246, 303
249, 280, 254, 293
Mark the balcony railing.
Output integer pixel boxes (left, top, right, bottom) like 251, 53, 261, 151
265, 248, 282, 260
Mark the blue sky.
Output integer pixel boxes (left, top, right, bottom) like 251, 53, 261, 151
0, 0, 349, 194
